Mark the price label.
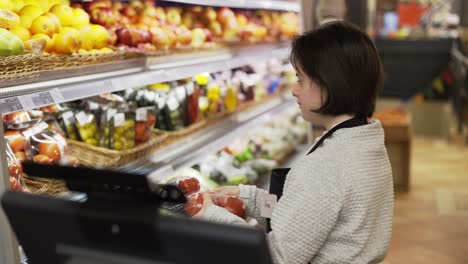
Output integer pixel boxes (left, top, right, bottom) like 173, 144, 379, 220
50, 89, 64, 102
75, 111, 89, 126
107, 109, 117, 121
259, 192, 277, 218
136, 108, 148, 122
62, 111, 74, 126
175, 86, 186, 101
186, 82, 195, 95
31, 92, 55, 107
33, 122, 49, 134
113, 113, 125, 127
88, 101, 99, 110
167, 95, 179, 111
0, 97, 24, 114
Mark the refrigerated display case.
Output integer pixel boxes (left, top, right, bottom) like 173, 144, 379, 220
0, 1, 303, 263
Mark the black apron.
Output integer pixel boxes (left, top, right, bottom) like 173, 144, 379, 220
266, 117, 368, 232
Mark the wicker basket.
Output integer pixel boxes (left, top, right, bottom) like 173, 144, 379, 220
0, 53, 41, 84
23, 175, 68, 196
155, 120, 208, 146
40, 51, 127, 70
67, 130, 168, 169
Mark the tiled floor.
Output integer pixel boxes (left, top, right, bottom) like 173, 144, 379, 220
382, 137, 468, 264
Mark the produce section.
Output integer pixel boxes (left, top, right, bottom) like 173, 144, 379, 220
0, 0, 302, 263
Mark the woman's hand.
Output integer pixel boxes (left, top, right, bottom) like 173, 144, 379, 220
212, 186, 240, 197
192, 192, 214, 219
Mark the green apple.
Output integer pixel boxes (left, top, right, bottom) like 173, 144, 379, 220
0, 28, 24, 55
0, 32, 13, 56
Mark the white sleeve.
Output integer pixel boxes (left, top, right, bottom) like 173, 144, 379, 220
239, 184, 269, 229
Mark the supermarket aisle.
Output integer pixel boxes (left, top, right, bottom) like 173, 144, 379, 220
382, 137, 468, 264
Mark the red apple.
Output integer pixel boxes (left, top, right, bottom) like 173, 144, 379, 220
166, 7, 182, 26
142, 6, 158, 18
83, 0, 112, 12
236, 13, 248, 27
150, 27, 170, 50
117, 27, 151, 47
107, 28, 118, 46
129, 0, 145, 14
217, 7, 235, 25
175, 25, 192, 46
182, 11, 195, 29
204, 7, 217, 23
209, 21, 223, 37
155, 7, 166, 22
91, 7, 118, 27
162, 26, 177, 47
204, 28, 213, 42
191, 28, 206, 47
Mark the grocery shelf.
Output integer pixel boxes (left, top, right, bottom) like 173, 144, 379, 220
122, 95, 296, 183
0, 43, 290, 115
162, 0, 300, 12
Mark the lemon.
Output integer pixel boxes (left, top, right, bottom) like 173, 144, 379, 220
9, 26, 30, 41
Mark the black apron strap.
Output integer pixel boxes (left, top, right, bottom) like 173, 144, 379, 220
307, 117, 369, 155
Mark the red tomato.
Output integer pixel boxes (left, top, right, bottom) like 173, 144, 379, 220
177, 177, 200, 195
185, 192, 204, 216
212, 195, 246, 219
33, 154, 54, 164
14, 152, 26, 163
38, 142, 61, 161
5, 131, 27, 153
8, 163, 22, 179
10, 177, 20, 191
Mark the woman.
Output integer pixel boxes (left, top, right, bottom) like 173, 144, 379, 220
194, 21, 394, 264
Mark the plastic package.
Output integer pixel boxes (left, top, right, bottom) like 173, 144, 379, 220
74, 111, 100, 146
58, 111, 80, 140
3, 111, 32, 125
185, 192, 246, 219
167, 176, 201, 195
109, 112, 135, 150
24, 122, 79, 167
5, 141, 28, 192
135, 107, 156, 144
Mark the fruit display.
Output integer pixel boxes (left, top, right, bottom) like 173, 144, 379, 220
71, 0, 300, 52
0, 0, 113, 55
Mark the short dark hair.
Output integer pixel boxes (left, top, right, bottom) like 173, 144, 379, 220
291, 21, 384, 118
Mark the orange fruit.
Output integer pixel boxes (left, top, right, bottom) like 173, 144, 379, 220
31, 33, 52, 52
18, 5, 43, 19
49, 4, 73, 27
0, 9, 19, 29
9, 26, 30, 41
30, 15, 55, 37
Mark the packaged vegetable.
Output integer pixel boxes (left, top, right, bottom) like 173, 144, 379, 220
185, 192, 246, 218
109, 112, 135, 150
23, 122, 79, 167
5, 141, 28, 192
58, 111, 80, 140
75, 111, 100, 146
167, 176, 201, 195
135, 107, 156, 144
